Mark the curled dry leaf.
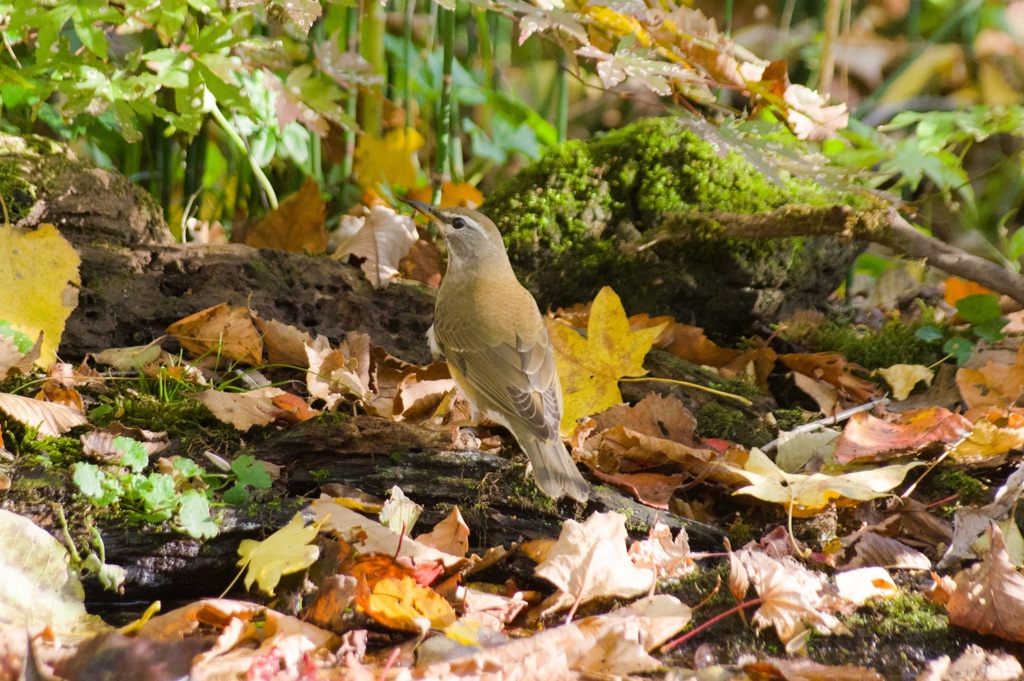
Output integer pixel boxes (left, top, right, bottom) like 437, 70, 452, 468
334, 205, 418, 289
832, 407, 973, 464
627, 522, 693, 579
310, 496, 465, 570
166, 303, 263, 366
415, 506, 470, 558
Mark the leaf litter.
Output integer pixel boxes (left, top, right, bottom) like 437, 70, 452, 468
9, 242, 1024, 679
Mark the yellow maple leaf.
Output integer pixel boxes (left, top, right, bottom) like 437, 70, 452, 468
546, 286, 667, 434
236, 514, 321, 595
353, 127, 425, 192
0, 223, 81, 367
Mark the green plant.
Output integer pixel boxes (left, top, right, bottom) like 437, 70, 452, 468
915, 293, 1008, 365
72, 436, 271, 538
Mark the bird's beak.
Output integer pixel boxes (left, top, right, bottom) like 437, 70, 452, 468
400, 198, 441, 224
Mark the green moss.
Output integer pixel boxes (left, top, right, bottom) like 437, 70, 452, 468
694, 402, 773, 447
483, 117, 872, 332
798, 317, 940, 369
843, 593, 947, 636
772, 408, 808, 432
934, 469, 989, 505
0, 157, 38, 224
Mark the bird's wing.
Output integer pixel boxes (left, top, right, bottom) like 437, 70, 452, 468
434, 313, 561, 442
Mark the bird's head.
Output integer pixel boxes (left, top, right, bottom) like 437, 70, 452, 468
402, 200, 506, 268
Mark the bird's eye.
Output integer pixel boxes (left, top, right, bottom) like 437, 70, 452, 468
451, 217, 466, 230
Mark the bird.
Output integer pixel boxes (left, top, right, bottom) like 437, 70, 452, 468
402, 199, 590, 503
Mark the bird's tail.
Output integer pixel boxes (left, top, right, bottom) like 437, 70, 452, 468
520, 435, 589, 503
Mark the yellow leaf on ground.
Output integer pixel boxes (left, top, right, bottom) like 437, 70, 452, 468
360, 576, 456, 633
236, 514, 321, 596
722, 448, 923, 514
0, 223, 81, 367
546, 287, 667, 433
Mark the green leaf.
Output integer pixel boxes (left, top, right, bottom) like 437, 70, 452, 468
137, 473, 177, 520
73, 464, 119, 506
173, 457, 202, 477
955, 294, 1003, 324
177, 490, 218, 539
231, 455, 272, 490
973, 317, 1008, 344
0, 320, 35, 353
222, 481, 250, 505
914, 325, 945, 343
114, 437, 149, 473
944, 337, 975, 366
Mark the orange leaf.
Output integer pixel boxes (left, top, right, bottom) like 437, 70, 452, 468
245, 178, 327, 253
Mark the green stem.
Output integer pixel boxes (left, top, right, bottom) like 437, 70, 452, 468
342, 7, 359, 179
556, 58, 568, 143
619, 376, 753, 407
360, 0, 385, 138
209, 103, 278, 209
434, 4, 456, 200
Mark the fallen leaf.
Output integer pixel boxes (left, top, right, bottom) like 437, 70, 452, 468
310, 496, 465, 569
357, 576, 456, 634
736, 548, 848, 644
723, 447, 923, 514
780, 352, 879, 404
0, 223, 81, 367
245, 177, 327, 253
938, 459, 1024, 569
943, 523, 1024, 643
956, 344, 1024, 420
379, 485, 423, 535
833, 407, 973, 464
416, 595, 690, 678
627, 522, 693, 578
844, 531, 932, 571
254, 317, 314, 368
236, 514, 322, 596
950, 418, 1024, 463
833, 567, 898, 605
916, 643, 1023, 681
879, 364, 935, 401
629, 314, 739, 367
0, 392, 88, 437
415, 506, 470, 558
546, 287, 667, 433
191, 387, 287, 431
166, 303, 263, 366
0, 509, 107, 637
534, 511, 655, 612
406, 182, 483, 208
334, 205, 418, 289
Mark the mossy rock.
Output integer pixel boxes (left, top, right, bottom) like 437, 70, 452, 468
482, 117, 871, 336
0, 133, 170, 248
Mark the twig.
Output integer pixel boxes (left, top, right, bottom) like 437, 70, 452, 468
760, 397, 890, 452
